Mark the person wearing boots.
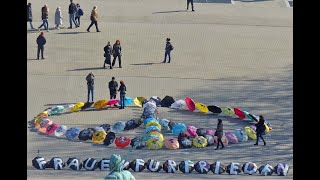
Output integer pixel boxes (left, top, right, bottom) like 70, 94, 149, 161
104, 41, 113, 69
163, 38, 173, 63
215, 119, 224, 150
112, 40, 122, 68
254, 115, 267, 146
27, 3, 35, 29
187, 0, 195, 11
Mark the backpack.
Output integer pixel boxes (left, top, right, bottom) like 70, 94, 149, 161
78, 8, 84, 16
170, 44, 174, 50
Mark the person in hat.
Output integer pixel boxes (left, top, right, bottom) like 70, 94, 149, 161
27, 3, 35, 29
108, 77, 118, 101
112, 40, 122, 68
36, 32, 46, 59
163, 38, 174, 63
118, 80, 126, 109
104, 41, 113, 69
55, 7, 63, 30
68, 0, 77, 29
214, 119, 224, 150
87, 6, 100, 32
186, 0, 195, 11
38, 5, 49, 32
254, 115, 267, 146
86, 72, 95, 102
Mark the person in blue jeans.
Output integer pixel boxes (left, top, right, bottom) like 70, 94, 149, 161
38, 5, 49, 32
118, 80, 127, 109
163, 38, 174, 63
68, 0, 77, 28
86, 72, 95, 102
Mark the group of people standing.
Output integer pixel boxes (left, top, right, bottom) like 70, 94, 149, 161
214, 115, 267, 150
27, 0, 91, 32
103, 40, 122, 69
86, 73, 127, 109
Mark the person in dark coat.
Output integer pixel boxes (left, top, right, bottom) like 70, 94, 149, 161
75, 4, 83, 27
36, 32, 46, 59
68, 0, 77, 28
108, 77, 118, 100
38, 5, 49, 32
186, 0, 195, 11
112, 40, 122, 68
215, 119, 224, 150
104, 41, 113, 69
86, 72, 95, 102
27, 3, 35, 29
163, 38, 173, 63
118, 80, 126, 109
254, 115, 267, 146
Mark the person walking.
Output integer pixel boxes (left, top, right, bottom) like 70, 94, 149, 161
86, 72, 95, 102
68, 0, 77, 29
104, 41, 113, 69
87, 6, 100, 32
36, 32, 46, 60
38, 5, 49, 32
163, 38, 173, 63
254, 115, 267, 146
54, 7, 63, 30
118, 80, 127, 109
108, 77, 118, 100
186, 0, 195, 11
215, 119, 225, 150
27, 3, 35, 29
75, 4, 83, 27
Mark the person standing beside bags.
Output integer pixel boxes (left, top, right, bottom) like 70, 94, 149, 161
86, 72, 95, 102
214, 119, 225, 150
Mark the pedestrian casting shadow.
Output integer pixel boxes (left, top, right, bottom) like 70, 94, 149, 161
152, 10, 189, 14
193, 0, 233, 3
233, 0, 272, 2
27, 58, 41, 61
57, 32, 88, 35
130, 62, 162, 66
67, 67, 105, 71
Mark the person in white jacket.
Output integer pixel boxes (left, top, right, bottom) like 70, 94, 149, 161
55, 7, 63, 30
